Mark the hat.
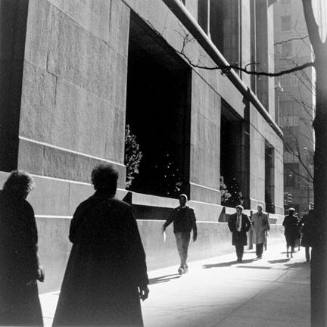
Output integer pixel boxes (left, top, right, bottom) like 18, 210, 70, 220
236, 205, 244, 210
288, 207, 295, 212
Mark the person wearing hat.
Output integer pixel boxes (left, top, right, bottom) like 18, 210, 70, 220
252, 205, 270, 259
162, 194, 197, 274
283, 208, 301, 258
228, 205, 251, 263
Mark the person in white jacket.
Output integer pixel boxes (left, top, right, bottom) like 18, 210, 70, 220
252, 205, 270, 259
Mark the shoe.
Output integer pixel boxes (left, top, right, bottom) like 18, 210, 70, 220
257, 256, 262, 259
178, 267, 184, 275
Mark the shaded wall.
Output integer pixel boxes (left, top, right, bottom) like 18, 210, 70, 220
0, 0, 29, 171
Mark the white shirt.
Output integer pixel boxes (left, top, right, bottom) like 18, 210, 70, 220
236, 214, 242, 232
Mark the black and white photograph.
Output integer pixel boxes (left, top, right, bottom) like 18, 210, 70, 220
0, 0, 326, 326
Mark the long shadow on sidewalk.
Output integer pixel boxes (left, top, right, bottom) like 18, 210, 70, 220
268, 258, 290, 264
149, 274, 181, 285
202, 258, 256, 269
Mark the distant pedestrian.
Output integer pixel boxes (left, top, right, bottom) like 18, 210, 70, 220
53, 164, 149, 327
300, 209, 314, 262
283, 208, 300, 258
162, 194, 197, 274
252, 205, 270, 259
0, 171, 44, 326
228, 205, 251, 263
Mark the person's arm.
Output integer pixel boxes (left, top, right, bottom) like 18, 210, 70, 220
162, 210, 175, 232
244, 215, 251, 232
190, 209, 197, 242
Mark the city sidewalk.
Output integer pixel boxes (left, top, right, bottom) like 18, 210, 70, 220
40, 241, 310, 327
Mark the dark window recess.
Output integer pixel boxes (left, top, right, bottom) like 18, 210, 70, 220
265, 142, 275, 213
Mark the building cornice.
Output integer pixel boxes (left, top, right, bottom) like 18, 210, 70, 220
162, 0, 283, 139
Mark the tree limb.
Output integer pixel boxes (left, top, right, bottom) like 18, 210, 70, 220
301, 0, 322, 52
177, 47, 315, 76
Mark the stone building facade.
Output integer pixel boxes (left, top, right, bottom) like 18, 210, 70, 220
0, 0, 283, 292
274, 0, 314, 215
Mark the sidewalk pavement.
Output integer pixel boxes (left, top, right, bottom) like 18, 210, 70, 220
40, 241, 310, 327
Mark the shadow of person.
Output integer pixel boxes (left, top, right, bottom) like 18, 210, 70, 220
202, 258, 256, 269
149, 274, 181, 285
268, 258, 290, 264
284, 262, 307, 269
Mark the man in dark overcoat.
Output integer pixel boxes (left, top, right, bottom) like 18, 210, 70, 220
53, 164, 149, 326
228, 205, 251, 263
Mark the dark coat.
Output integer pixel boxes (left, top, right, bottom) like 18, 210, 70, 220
0, 191, 43, 326
163, 206, 197, 234
228, 213, 251, 246
300, 211, 314, 247
283, 214, 300, 247
53, 192, 149, 327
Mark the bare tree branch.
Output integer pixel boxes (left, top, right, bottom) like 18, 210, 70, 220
302, 0, 322, 52
177, 46, 315, 77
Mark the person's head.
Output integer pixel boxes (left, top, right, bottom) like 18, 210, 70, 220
91, 164, 118, 196
257, 204, 263, 213
179, 194, 188, 207
3, 170, 34, 200
236, 205, 244, 215
288, 208, 295, 216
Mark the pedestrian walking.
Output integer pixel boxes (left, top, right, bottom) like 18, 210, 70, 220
0, 171, 44, 326
162, 194, 197, 275
228, 205, 251, 263
252, 205, 270, 259
300, 209, 314, 262
52, 164, 149, 327
283, 208, 300, 258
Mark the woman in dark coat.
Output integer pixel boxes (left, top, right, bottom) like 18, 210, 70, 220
283, 208, 300, 258
0, 171, 44, 326
53, 164, 149, 327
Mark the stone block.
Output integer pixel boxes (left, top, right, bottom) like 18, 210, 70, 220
47, 0, 111, 43
28, 176, 70, 216
46, 6, 114, 101
24, 0, 52, 69
20, 61, 57, 140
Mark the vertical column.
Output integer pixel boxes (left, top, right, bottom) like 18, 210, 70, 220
255, 0, 269, 110
0, 0, 29, 171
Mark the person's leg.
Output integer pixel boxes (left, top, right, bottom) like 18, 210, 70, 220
257, 243, 263, 258
175, 233, 184, 268
255, 243, 259, 257
239, 245, 244, 261
234, 245, 240, 261
181, 232, 191, 269
236, 244, 243, 262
